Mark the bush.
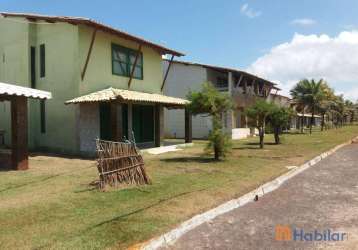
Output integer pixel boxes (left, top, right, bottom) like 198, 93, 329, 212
187, 83, 234, 160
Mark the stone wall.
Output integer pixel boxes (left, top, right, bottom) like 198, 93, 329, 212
79, 103, 99, 156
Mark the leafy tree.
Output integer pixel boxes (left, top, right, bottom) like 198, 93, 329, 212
268, 106, 294, 144
317, 83, 336, 131
187, 83, 233, 160
245, 100, 275, 148
290, 79, 325, 134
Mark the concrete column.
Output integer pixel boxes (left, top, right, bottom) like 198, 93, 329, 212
225, 110, 233, 138
11, 96, 28, 170
228, 71, 233, 94
155, 104, 164, 147
185, 108, 192, 143
127, 103, 133, 142
110, 103, 123, 142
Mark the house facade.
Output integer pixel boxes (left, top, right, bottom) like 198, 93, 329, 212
163, 60, 280, 139
0, 13, 190, 156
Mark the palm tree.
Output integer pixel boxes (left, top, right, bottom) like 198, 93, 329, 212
290, 79, 325, 134
291, 100, 306, 133
317, 83, 335, 131
344, 100, 355, 124
330, 95, 345, 128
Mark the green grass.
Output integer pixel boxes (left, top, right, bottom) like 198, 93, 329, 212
0, 126, 358, 249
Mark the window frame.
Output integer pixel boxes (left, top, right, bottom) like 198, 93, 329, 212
111, 43, 143, 80
30, 46, 36, 88
40, 44, 46, 78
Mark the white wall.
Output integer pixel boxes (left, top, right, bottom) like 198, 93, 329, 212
163, 62, 212, 139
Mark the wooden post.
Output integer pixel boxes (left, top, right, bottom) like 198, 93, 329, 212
161, 55, 174, 92
11, 96, 28, 170
127, 103, 133, 142
185, 108, 192, 143
110, 103, 122, 141
81, 28, 97, 81
155, 104, 164, 147
253, 79, 258, 95
244, 78, 247, 94
128, 44, 142, 89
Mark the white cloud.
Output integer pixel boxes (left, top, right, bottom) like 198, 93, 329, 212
247, 31, 358, 101
291, 18, 317, 26
240, 3, 262, 19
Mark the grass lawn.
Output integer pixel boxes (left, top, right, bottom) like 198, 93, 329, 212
0, 126, 357, 249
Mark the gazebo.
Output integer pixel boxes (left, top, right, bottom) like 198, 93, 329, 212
0, 82, 52, 170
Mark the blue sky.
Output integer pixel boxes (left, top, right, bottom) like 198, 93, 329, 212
1, 0, 358, 99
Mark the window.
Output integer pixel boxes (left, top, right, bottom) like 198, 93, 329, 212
216, 77, 228, 89
30, 46, 36, 88
112, 44, 143, 79
40, 100, 46, 133
40, 44, 45, 78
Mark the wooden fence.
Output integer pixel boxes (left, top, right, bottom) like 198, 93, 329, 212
96, 139, 150, 189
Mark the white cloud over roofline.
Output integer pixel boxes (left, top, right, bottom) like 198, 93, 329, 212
248, 31, 358, 101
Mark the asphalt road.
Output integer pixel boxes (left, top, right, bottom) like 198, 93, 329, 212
164, 143, 358, 250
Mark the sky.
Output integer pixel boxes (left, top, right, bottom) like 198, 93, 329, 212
1, 0, 358, 100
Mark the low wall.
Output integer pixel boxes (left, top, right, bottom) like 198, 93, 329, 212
232, 128, 251, 140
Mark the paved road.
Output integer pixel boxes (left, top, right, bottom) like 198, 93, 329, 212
165, 143, 358, 250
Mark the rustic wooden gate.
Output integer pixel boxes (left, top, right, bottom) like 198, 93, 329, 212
95, 139, 150, 189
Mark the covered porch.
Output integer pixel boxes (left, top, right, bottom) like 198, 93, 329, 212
291, 113, 322, 130
66, 87, 192, 155
0, 82, 52, 170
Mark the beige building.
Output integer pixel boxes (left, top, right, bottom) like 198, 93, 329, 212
163, 60, 280, 139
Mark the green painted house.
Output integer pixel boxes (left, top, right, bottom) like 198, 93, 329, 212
0, 12, 191, 156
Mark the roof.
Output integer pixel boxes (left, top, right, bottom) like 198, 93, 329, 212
168, 59, 281, 90
269, 93, 291, 100
0, 82, 52, 100
0, 12, 184, 57
65, 87, 189, 107
297, 113, 321, 118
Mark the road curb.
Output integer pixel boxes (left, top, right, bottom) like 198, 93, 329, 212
141, 136, 358, 250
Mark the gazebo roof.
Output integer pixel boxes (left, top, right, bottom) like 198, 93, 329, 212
0, 82, 52, 100
65, 87, 188, 107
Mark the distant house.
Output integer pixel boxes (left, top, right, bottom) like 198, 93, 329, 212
268, 93, 322, 129
0, 13, 190, 156
163, 60, 280, 140
267, 93, 291, 108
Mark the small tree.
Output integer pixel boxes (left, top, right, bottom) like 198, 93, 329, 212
187, 83, 233, 160
268, 106, 294, 144
245, 100, 275, 149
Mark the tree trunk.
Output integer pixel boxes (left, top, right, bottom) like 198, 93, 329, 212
259, 127, 264, 149
301, 111, 305, 133
274, 126, 280, 144
310, 107, 315, 134
321, 113, 325, 131
214, 145, 219, 161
